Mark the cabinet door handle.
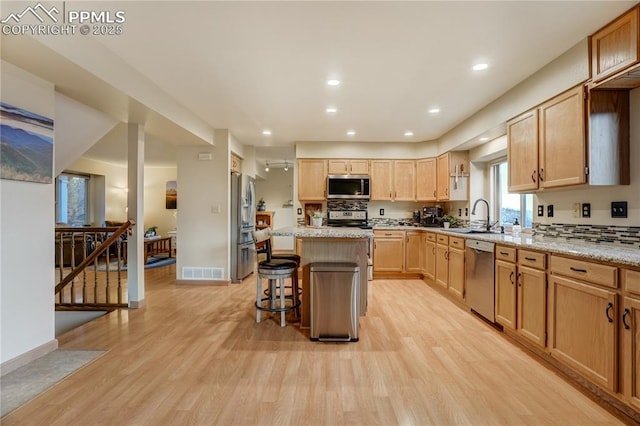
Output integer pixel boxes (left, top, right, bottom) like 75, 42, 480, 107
509, 271, 514, 285
433, 190, 436, 197
432, 247, 435, 255
524, 257, 536, 262
500, 251, 509, 256
622, 308, 631, 330
517, 272, 522, 287
569, 267, 587, 273
389, 192, 392, 200
445, 188, 449, 196
531, 170, 536, 183
539, 168, 544, 181
444, 251, 449, 260
605, 302, 614, 323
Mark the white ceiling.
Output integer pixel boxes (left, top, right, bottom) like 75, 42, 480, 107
90, 0, 635, 150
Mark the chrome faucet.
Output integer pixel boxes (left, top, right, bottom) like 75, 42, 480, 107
471, 198, 491, 231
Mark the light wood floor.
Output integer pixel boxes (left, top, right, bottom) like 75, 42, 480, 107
3, 265, 626, 425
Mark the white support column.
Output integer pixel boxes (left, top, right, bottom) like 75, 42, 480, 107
127, 123, 145, 308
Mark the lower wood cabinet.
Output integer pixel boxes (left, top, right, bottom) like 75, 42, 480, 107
549, 274, 618, 392
623, 296, 640, 411
435, 242, 448, 289
405, 231, 423, 273
373, 232, 404, 273
447, 246, 465, 300
495, 259, 517, 329
424, 235, 436, 280
517, 265, 547, 348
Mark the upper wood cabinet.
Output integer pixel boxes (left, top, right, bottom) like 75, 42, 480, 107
297, 159, 327, 201
591, 7, 639, 84
416, 158, 437, 201
436, 152, 468, 201
507, 109, 539, 192
327, 159, 369, 175
370, 160, 415, 201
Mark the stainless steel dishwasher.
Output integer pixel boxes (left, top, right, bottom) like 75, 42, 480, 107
465, 239, 495, 322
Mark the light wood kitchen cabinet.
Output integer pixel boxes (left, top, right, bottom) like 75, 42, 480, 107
424, 233, 436, 280
297, 159, 327, 200
370, 160, 415, 201
495, 247, 547, 349
405, 231, 423, 273
548, 273, 618, 392
370, 160, 393, 201
373, 230, 404, 273
495, 258, 517, 330
591, 7, 639, 84
622, 294, 640, 411
507, 109, 539, 192
436, 151, 468, 201
447, 241, 465, 301
327, 159, 369, 175
538, 85, 587, 189
416, 158, 437, 201
394, 160, 416, 201
435, 235, 449, 289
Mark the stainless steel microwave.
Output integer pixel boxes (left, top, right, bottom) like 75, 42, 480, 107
327, 175, 370, 199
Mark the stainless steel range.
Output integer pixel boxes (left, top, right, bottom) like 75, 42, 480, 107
327, 210, 371, 229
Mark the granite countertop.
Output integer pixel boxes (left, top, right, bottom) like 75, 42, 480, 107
272, 226, 373, 239
372, 225, 640, 268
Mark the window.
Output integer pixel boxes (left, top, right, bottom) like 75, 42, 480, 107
493, 160, 533, 228
56, 173, 90, 226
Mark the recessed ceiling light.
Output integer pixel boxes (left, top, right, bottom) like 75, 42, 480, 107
347, 130, 356, 136
479, 136, 489, 142
327, 79, 340, 86
473, 63, 489, 71
428, 108, 441, 114
404, 131, 414, 137
326, 107, 338, 114
262, 129, 272, 136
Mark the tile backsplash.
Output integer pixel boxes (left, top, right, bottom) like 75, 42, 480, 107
533, 223, 640, 248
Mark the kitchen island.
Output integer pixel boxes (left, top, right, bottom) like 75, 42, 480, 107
272, 226, 373, 328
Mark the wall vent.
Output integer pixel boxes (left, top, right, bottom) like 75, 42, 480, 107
182, 266, 224, 280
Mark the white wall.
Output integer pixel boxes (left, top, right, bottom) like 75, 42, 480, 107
255, 168, 295, 250
176, 130, 230, 280
1, 62, 56, 364
296, 140, 438, 159
68, 158, 177, 235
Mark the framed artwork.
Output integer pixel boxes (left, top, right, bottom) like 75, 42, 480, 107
0, 102, 54, 184
166, 180, 177, 209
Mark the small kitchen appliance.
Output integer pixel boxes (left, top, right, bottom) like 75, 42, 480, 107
421, 207, 443, 227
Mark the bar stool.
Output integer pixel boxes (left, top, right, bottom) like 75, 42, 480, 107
253, 229, 300, 326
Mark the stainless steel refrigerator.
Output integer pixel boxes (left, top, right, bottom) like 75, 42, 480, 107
230, 173, 256, 282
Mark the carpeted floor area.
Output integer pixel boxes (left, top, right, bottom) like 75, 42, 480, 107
1, 349, 106, 418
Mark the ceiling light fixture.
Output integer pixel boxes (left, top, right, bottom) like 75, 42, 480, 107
479, 137, 489, 142
347, 130, 356, 136
265, 161, 269, 172
284, 161, 289, 172
428, 108, 441, 114
327, 79, 340, 86
473, 63, 489, 71
326, 106, 338, 113
262, 129, 272, 136
404, 131, 414, 137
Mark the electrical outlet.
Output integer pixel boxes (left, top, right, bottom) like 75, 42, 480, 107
572, 203, 581, 218
297, 208, 302, 215
458, 209, 462, 217
537, 205, 544, 217
379, 208, 385, 216
582, 203, 591, 218
547, 205, 554, 217
465, 208, 468, 216
611, 201, 628, 218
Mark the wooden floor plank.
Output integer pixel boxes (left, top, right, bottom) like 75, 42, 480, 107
2, 267, 626, 425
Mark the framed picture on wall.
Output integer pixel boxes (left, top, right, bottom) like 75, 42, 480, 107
0, 102, 53, 184
166, 181, 177, 209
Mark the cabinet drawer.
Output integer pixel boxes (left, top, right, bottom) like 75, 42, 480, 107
496, 246, 516, 263
374, 230, 404, 238
437, 234, 449, 245
449, 236, 465, 249
518, 250, 546, 270
550, 255, 618, 289
425, 232, 436, 242
624, 269, 640, 296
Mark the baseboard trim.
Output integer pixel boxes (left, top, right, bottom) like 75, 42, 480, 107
176, 279, 229, 286
128, 299, 146, 309
1, 339, 58, 377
